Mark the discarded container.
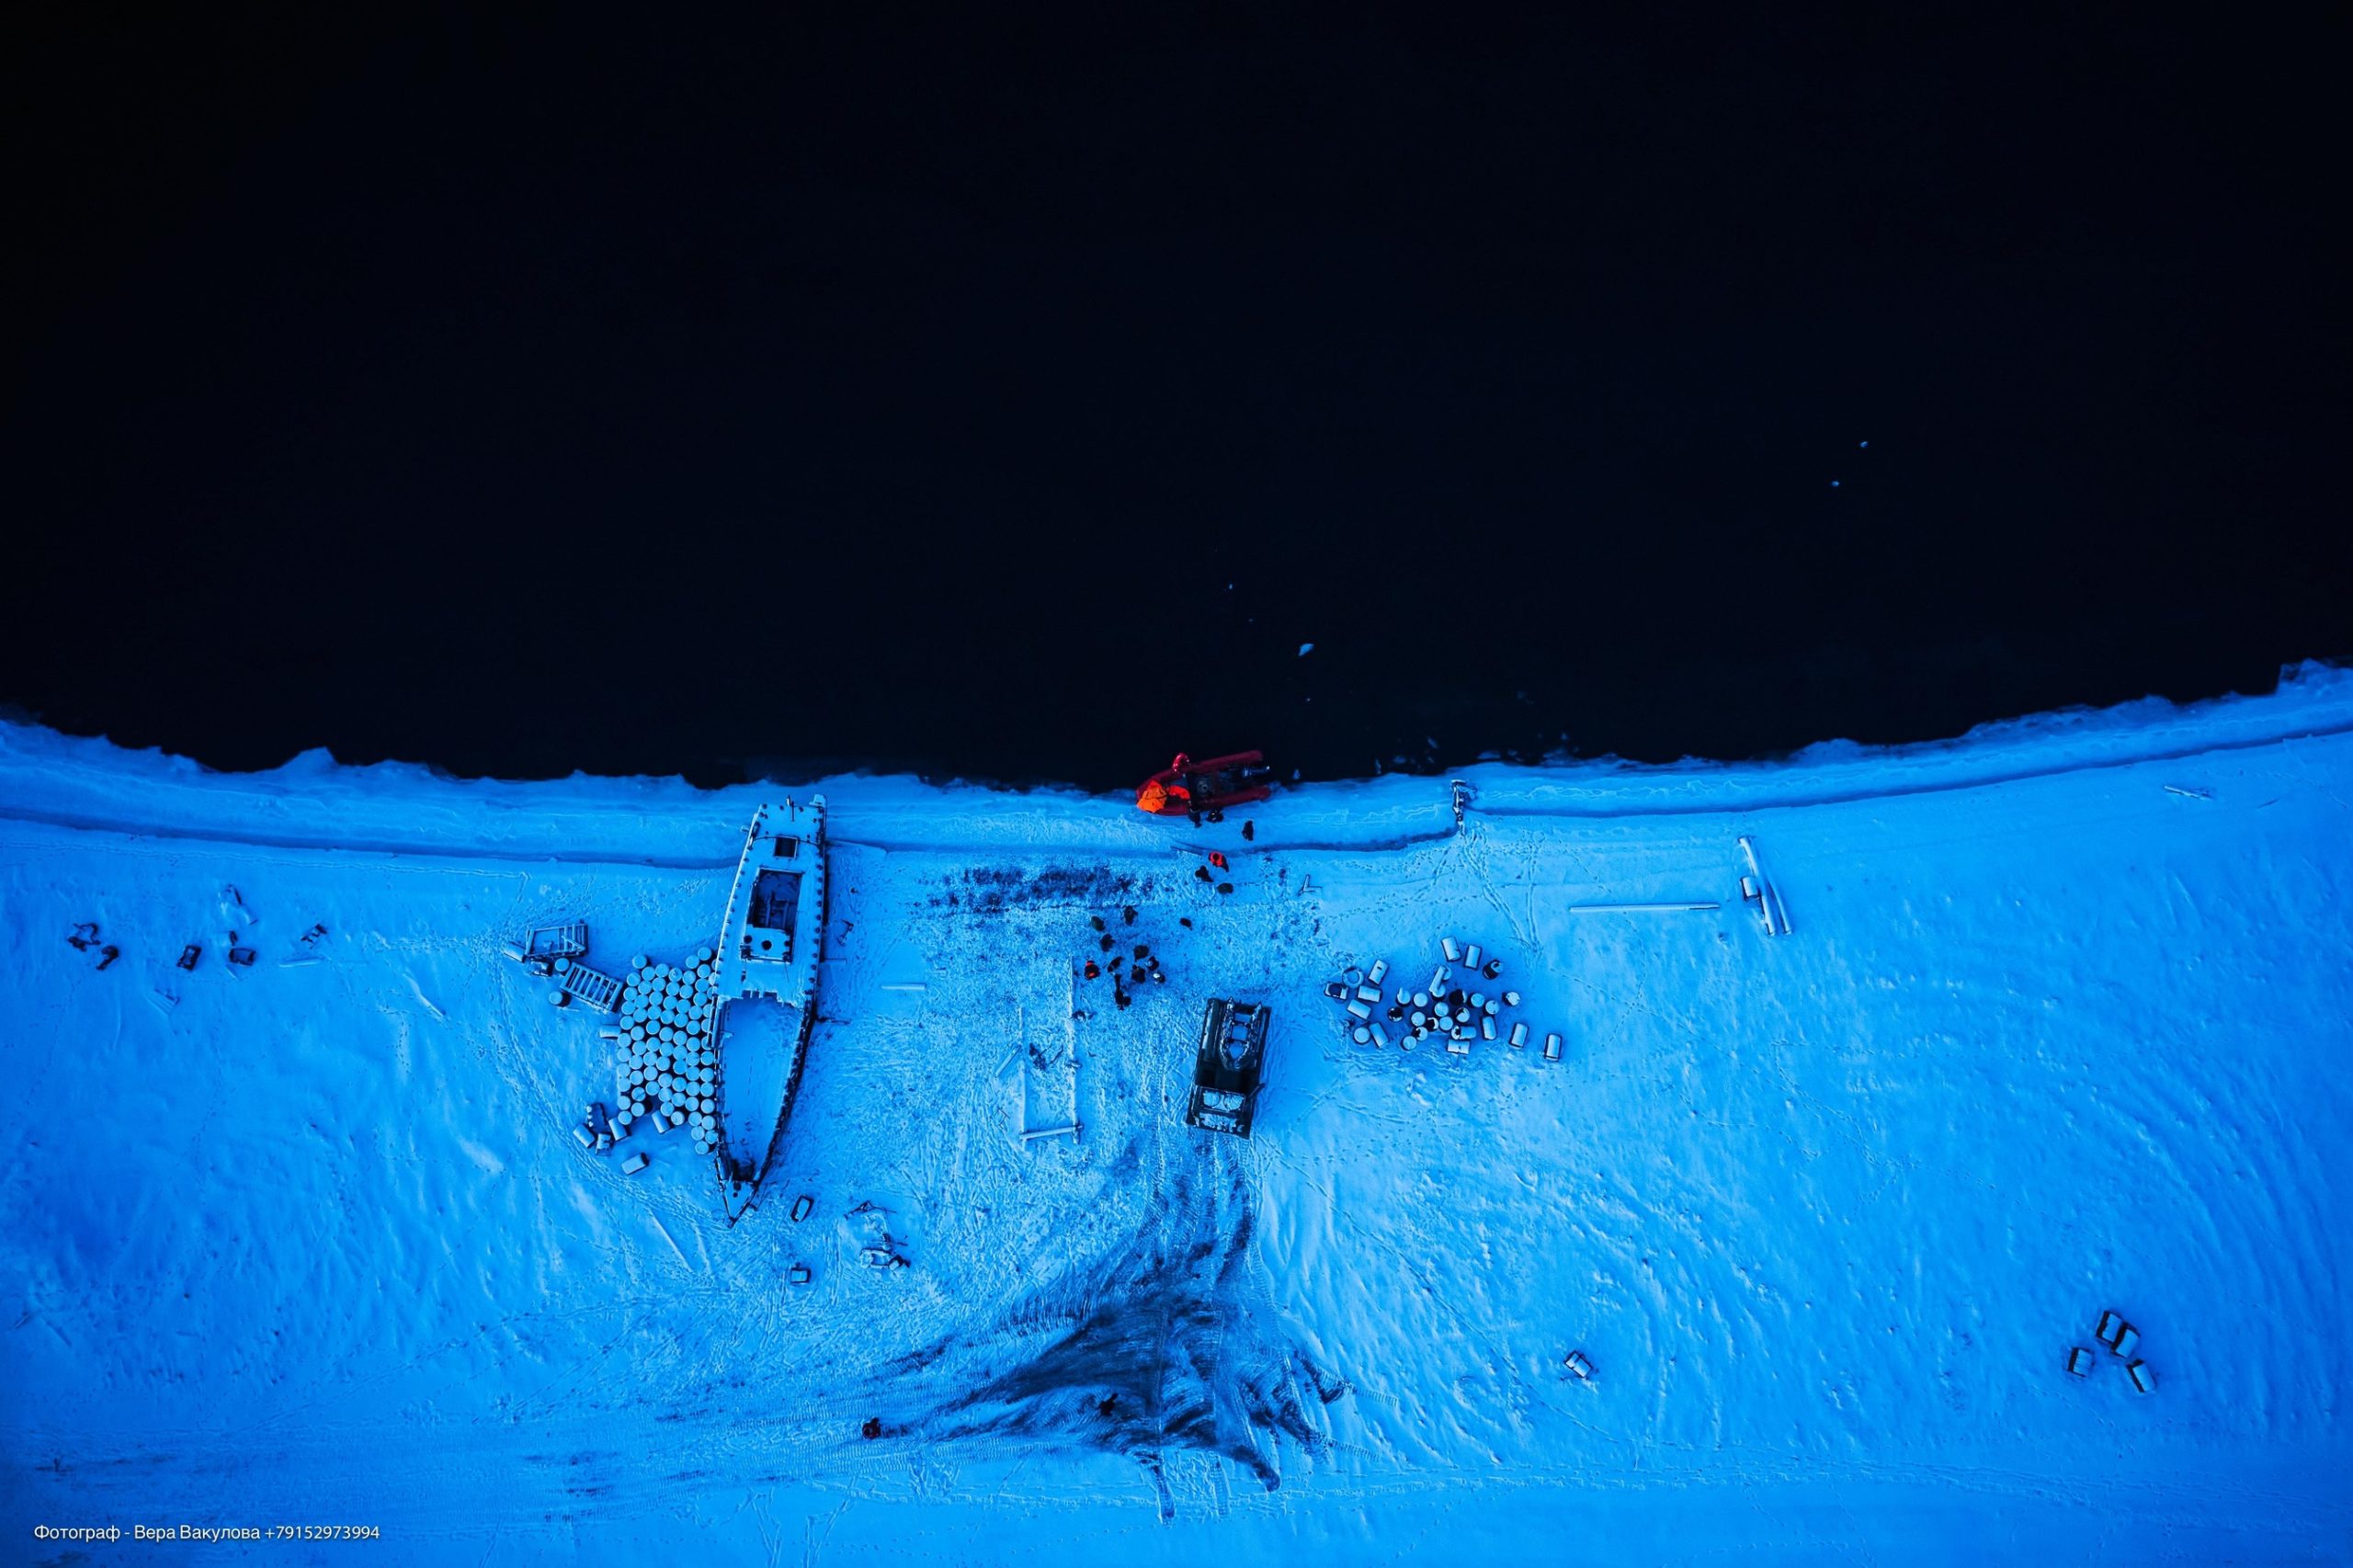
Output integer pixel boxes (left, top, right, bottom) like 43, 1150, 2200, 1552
1413, 991, 1430, 1009
1428, 966, 1448, 995
1470, 992, 1485, 1011
2111, 1324, 2140, 1359
1543, 1033, 1563, 1061
1368, 959, 1388, 985
1509, 1022, 1528, 1048
1410, 1011, 1427, 1029
620, 1152, 650, 1175
1324, 983, 1348, 1000
1484, 999, 1500, 1017
2065, 1346, 2095, 1377
1358, 985, 1383, 1004
1352, 1027, 1371, 1045
1343, 967, 1364, 987
790, 1194, 814, 1222
1481, 959, 1502, 980
1445, 1035, 1472, 1056
1563, 1350, 1595, 1381
502, 943, 529, 962
1481, 1015, 1496, 1041
551, 989, 570, 1008
574, 1126, 595, 1149
2126, 1358, 2155, 1393
1441, 937, 1461, 962
1464, 944, 1482, 970
2095, 1311, 2126, 1347
789, 1263, 813, 1286
1347, 1000, 1372, 1020
1370, 1022, 1390, 1048
1503, 991, 1521, 1007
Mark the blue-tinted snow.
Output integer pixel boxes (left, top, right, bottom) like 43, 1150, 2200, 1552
3, 666, 2350, 1562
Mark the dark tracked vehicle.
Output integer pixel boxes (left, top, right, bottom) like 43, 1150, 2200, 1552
1186, 997, 1271, 1139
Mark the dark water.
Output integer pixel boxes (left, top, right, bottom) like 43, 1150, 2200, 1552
3, 11, 2344, 793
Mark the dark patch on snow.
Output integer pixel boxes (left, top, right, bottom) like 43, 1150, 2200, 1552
934, 864, 1160, 914
892, 1155, 1340, 1505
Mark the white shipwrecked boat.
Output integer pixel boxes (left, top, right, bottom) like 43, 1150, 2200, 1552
710, 798, 827, 1220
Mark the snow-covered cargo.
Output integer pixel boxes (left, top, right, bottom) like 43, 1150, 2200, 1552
2127, 1358, 2156, 1393
2066, 1346, 2095, 1377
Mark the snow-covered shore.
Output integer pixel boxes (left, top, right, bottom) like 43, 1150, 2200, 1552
5, 668, 2349, 1562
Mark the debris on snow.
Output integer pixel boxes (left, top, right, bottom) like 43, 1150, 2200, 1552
520, 922, 589, 962
1740, 835, 1793, 936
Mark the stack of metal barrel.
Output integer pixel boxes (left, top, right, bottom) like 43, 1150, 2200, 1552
610, 949, 726, 1157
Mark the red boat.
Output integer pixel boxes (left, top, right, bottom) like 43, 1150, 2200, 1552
1134, 751, 1274, 817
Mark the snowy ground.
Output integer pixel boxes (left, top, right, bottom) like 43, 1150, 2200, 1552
4, 670, 2350, 1563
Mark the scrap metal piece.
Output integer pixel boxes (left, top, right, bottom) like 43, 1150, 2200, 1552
524, 922, 589, 960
